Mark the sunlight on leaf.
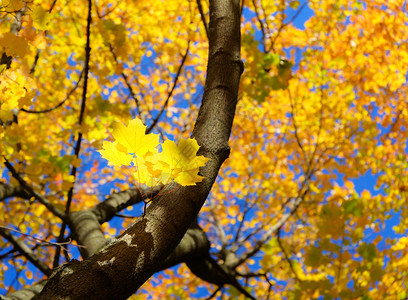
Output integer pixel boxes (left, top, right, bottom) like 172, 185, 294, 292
100, 118, 209, 187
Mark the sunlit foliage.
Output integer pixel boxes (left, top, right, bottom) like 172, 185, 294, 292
1, 0, 407, 298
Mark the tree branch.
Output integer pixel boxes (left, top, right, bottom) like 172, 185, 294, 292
36, 0, 243, 298
53, 0, 92, 268
232, 194, 305, 269
3, 159, 66, 220
197, 0, 209, 40
0, 227, 52, 276
146, 42, 190, 134
0, 182, 30, 202
21, 69, 84, 114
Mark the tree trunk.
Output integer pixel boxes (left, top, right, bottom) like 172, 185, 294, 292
35, 0, 243, 298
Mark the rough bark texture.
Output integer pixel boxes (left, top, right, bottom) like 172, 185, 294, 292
30, 0, 243, 299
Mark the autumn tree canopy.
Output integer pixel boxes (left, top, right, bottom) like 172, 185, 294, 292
1, 0, 408, 299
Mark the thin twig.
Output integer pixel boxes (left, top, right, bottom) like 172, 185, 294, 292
240, 0, 245, 17
0, 226, 52, 276
252, 0, 267, 52
277, 228, 301, 282
3, 158, 66, 220
53, 0, 92, 268
288, 89, 309, 168
197, 0, 209, 40
204, 286, 221, 300
28, 0, 61, 75
108, 43, 142, 117
21, 69, 84, 114
269, 1, 308, 52
233, 183, 309, 268
146, 41, 190, 133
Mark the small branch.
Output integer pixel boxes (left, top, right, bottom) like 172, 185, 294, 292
252, 0, 267, 52
21, 69, 84, 114
107, 43, 142, 117
114, 213, 136, 219
288, 90, 309, 169
0, 226, 83, 250
204, 286, 221, 300
49, 0, 58, 12
269, 1, 308, 52
233, 190, 307, 268
3, 158, 66, 220
93, 5, 142, 118
207, 256, 257, 300
30, 50, 40, 74
0, 226, 52, 276
197, 0, 209, 40
277, 228, 301, 282
28, 0, 60, 75
146, 41, 190, 134
53, 0, 92, 268
91, 185, 162, 223
240, 0, 245, 17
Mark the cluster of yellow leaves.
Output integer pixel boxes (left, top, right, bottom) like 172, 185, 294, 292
0, 1, 51, 120
1, 0, 407, 297
0, 0, 210, 293
0, 69, 36, 120
99, 118, 209, 187
201, 0, 408, 298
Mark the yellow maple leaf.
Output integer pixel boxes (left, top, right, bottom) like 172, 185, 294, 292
133, 153, 170, 187
0, 99, 17, 120
98, 141, 133, 166
0, 33, 28, 57
158, 139, 209, 186
2, 0, 24, 12
112, 119, 160, 157
100, 119, 209, 187
31, 5, 50, 30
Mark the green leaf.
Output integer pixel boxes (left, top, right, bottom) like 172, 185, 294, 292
263, 53, 280, 67
95, 95, 112, 112
305, 246, 322, 267
342, 197, 364, 217
358, 243, 377, 262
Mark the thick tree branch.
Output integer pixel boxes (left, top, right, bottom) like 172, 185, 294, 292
36, 0, 243, 298
0, 281, 47, 300
0, 227, 52, 276
3, 224, 211, 300
69, 186, 160, 259
0, 182, 30, 202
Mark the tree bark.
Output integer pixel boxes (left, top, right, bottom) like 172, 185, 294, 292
34, 0, 242, 298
